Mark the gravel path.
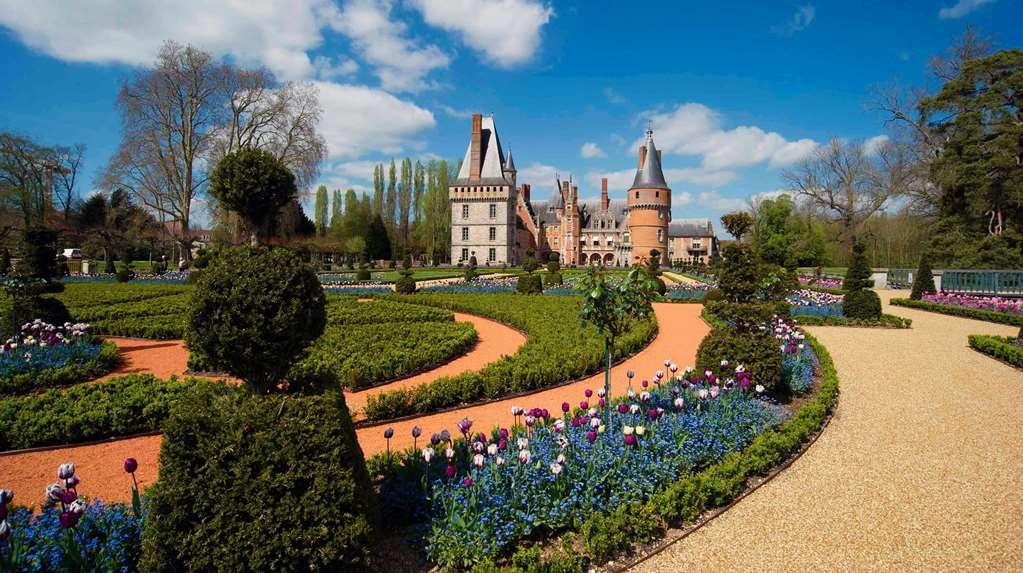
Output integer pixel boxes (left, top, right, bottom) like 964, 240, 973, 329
633, 291, 1023, 572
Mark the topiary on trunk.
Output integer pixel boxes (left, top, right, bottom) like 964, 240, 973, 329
185, 246, 326, 394
842, 237, 881, 319
910, 253, 936, 300
843, 238, 874, 292
544, 252, 563, 286
394, 254, 416, 294
464, 256, 478, 281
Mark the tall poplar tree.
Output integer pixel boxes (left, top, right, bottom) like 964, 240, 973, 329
372, 164, 383, 216
330, 189, 342, 229
313, 184, 328, 236
386, 159, 397, 230
399, 157, 413, 253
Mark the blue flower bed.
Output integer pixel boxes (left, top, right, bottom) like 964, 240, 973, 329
2, 501, 143, 572
63, 272, 191, 284
0, 339, 102, 379
789, 303, 844, 318
322, 285, 393, 295
787, 289, 844, 318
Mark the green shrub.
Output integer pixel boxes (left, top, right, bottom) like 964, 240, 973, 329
516, 273, 543, 294
0, 340, 120, 395
543, 271, 564, 287
186, 247, 326, 393
209, 148, 297, 244
968, 335, 1023, 368
909, 254, 935, 300
890, 298, 1023, 326
57, 283, 190, 310
140, 387, 374, 571
703, 288, 725, 303
355, 265, 371, 280
696, 328, 783, 391
18, 226, 60, 280
0, 374, 229, 450
843, 289, 881, 319
325, 297, 451, 325
649, 275, 666, 295
115, 267, 133, 283
843, 238, 874, 291
464, 256, 479, 281
0, 295, 72, 339
71, 293, 191, 322
394, 272, 417, 294
704, 301, 786, 332
718, 243, 759, 302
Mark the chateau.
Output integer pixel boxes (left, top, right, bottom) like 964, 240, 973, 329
450, 114, 717, 266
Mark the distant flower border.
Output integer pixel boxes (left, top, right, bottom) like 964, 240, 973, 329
891, 298, 1023, 327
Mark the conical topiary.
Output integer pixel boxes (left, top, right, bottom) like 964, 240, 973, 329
909, 254, 935, 300
843, 238, 873, 292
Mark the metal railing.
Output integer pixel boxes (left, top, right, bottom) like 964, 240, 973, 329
940, 270, 1023, 297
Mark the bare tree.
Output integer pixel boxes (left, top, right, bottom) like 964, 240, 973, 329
782, 139, 915, 248
102, 41, 229, 262
53, 143, 85, 220
0, 131, 60, 228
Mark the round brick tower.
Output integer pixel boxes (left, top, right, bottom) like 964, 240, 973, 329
626, 129, 671, 265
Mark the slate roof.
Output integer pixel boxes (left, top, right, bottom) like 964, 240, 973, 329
631, 129, 669, 190
668, 219, 715, 237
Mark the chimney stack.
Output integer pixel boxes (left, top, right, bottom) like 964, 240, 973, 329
638, 145, 647, 169
521, 183, 530, 203
562, 180, 570, 204
469, 113, 482, 180
600, 177, 609, 211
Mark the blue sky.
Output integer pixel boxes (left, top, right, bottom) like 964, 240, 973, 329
0, 0, 1019, 227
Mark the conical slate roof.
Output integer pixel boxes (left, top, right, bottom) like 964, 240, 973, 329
631, 129, 669, 190
504, 147, 516, 172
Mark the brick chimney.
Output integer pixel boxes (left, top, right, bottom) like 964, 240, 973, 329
469, 113, 482, 180
600, 177, 609, 211
638, 144, 647, 169
562, 180, 570, 205
521, 183, 530, 203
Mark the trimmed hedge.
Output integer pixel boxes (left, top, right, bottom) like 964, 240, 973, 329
696, 328, 783, 390
325, 297, 452, 325
140, 388, 375, 571
794, 313, 912, 329
890, 298, 1023, 327
0, 374, 232, 450
70, 293, 191, 322
91, 314, 186, 339
363, 293, 657, 421
968, 335, 1023, 369
0, 340, 120, 395
57, 283, 191, 309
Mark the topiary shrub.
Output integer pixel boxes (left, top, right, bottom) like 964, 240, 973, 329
19, 226, 60, 280
115, 266, 133, 283
544, 252, 563, 286
696, 329, 783, 391
649, 275, 666, 295
910, 254, 935, 300
464, 256, 478, 281
0, 295, 72, 339
703, 288, 725, 303
718, 243, 759, 303
843, 238, 874, 292
394, 255, 416, 294
185, 246, 326, 394
355, 264, 371, 281
140, 386, 375, 571
517, 273, 543, 294
843, 289, 881, 319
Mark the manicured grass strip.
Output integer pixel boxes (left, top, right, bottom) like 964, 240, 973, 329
70, 293, 192, 322
57, 282, 191, 309
325, 296, 454, 326
968, 335, 1023, 369
361, 293, 657, 421
891, 298, 1023, 326
0, 340, 120, 396
794, 313, 912, 329
0, 374, 237, 451
91, 314, 185, 339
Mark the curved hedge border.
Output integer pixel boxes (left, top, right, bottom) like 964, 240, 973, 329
891, 298, 1023, 327
0, 340, 120, 396
362, 293, 657, 422
794, 313, 912, 329
472, 317, 840, 571
0, 374, 235, 451
968, 335, 1023, 369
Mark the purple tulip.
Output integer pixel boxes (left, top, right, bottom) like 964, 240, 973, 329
584, 388, 593, 398
65, 475, 80, 488
123, 458, 138, 474
61, 489, 77, 504
430, 433, 441, 446
498, 438, 508, 451
499, 427, 509, 439
586, 430, 598, 444
540, 409, 549, 419
626, 369, 635, 379
383, 427, 394, 439
641, 379, 649, 388
457, 417, 472, 435
561, 401, 570, 413
445, 464, 457, 479
598, 398, 606, 408
624, 434, 638, 447
59, 510, 80, 529
439, 429, 451, 443
462, 476, 474, 487
579, 400, 589, 410
617, 403, 628, 414
411, 426, 422, 438
57, 463, 75, 480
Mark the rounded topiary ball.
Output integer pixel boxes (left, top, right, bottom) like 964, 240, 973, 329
695, 329, 783, 391
394, 272, 416, 294
842, 289, 881, 319
186, 247, 326, 393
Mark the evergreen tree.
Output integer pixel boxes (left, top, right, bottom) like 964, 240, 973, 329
842, 237, 881, 318
372, 164, 383, 215
313, 185, 328, 236
843, 239, 873, 292
386, 159, 397, 229
330, 189, 342, 229
399, 157, 413, 253
413, 160, 425, 224
365, 213, 391, 261
910, 253, 936, 300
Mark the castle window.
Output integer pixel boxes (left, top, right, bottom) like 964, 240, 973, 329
488, 248, 496, 262
462, 227, 469, 241
489, 227, 496, 241
462, 205, 469, 219
600, 221, 605, 229
656, 191, 660, 198
489, 204, 496, 218
461, 248, 469, 261
657, 229, 664, 242
635, 191, 639, 199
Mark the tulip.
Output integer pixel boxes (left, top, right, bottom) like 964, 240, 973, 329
517, 437, 529, 450
439, 429, 451, 443
456, 418, 472, 436
46, 483, 65, 502
626, 369, 635, 379
698, 389, 709, 399
656, 370, 664, 379
472, 441, 484, 454
623, 425, 634, 436
561, 401, 570, 413
710, 386, 720, 399
579, 400, 589, 410
624, 434, 637, 447
498, 437, 508, 451
584, 388, 593, 398
720, 359, 729, 367
553, 420, 565, 433
65, 475, 80, 488
518, 450, 532, 464
674, 397, 685, 410
59, 511, 80, 529
617, 403, 628, 414
499, 428, 509, 439
0, 489, 12, 505
411, 426, 422, 438
69, 499, 86, 515
423, 447, 435, 463
445, 464, 457, 479
596, 388, 606, 398
627, 389, 636, 399
0, 520, 10, 542
472, 454, 485, 468
487, 443, 498, 456
755, 384, 765, 394
639, 392, 650, 402
430, 433, 441, 446
383, 427, 394, 439
525, 415, 535, 427
496, 456, 505, 466
57, 463, 75, 480
598, 398, 606, 407
462, 476, 474, 487
635, 425, 646, 436
670, 363, 678, 373
123, 458, 138, 474
629, 404, 640, 415
550, 462, 563, 476
61, 489, 77, 504
445, 447, 455, 460
586, 430, 598, 444
588, 407, 598, 417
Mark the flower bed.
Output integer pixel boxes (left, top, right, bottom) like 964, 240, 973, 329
922, 293, 1023, 316
788, 289, 844, 318
664, 283, 713, 301
0, 321, 119, 395
373, 318, 824, 568
890, 298, 1023, 327
967, 334, 1023, 369
798, 275, 843, 290
420, 276, 517, 294
362, 294, 657, 421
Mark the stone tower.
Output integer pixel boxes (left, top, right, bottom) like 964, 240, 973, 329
449, 114, 518, 265
626, 128, 671, 265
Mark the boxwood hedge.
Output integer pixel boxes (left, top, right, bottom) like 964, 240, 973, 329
793, 313, 912, 328
968, 334, 1023, 369
362, 293, 657, 421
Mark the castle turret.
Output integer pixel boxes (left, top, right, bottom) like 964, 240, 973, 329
626, 128, 671, 265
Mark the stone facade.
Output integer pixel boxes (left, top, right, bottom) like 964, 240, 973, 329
450, 114, 715, 266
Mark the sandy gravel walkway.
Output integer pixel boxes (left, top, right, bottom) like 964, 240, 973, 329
633, 291, 1023, 573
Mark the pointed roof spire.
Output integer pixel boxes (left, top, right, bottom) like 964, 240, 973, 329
631, 127, 669, 190
504, 147, 516, 172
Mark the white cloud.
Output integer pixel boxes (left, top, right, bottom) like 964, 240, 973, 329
638, 102, 818, 171
673, 191, 694, 206
862, 134, 890, 156
313, 55, 359, 79
695, 191, 748, 212
313, 81, 436, 158
580, 142, 606, 159
938, 0, 995, 19
772, 5, 816, 36
604, 87, 626, 104
584, 167, 737, 192
411, 0, 553, 67
331, 160, 380, 181
0, 0, 339, 81
518, 162, 571, 194
329, 0, 450, 92
438, 104, 473, 119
